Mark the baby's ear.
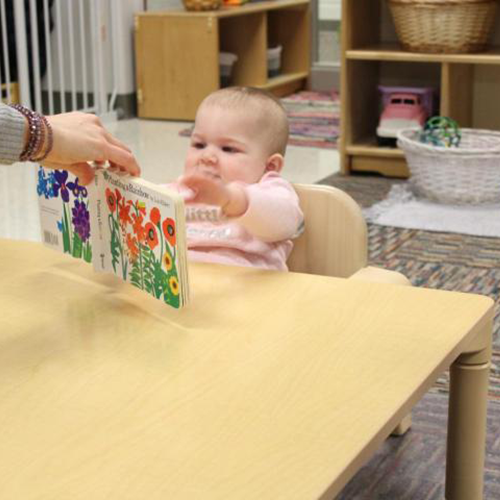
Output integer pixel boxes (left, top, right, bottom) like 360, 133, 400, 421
265, 153, 284, 173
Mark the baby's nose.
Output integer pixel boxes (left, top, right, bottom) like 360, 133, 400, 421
200, 150, 217, 165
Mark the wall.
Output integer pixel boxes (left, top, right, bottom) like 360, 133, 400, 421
147, 0, 182, 9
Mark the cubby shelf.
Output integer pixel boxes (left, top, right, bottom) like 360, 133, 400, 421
346, 44, 500, 64
340, 0, 500, 177
135, 0, 310, 121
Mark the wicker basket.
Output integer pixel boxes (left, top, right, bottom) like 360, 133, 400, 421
397, 128, 500, 204
183, 0, 221, 11
388, 0, 498, 53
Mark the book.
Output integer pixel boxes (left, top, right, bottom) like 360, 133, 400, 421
37, 166, 189, 309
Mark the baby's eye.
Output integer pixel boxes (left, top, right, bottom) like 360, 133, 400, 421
192, 142, 205, 149
222, 146, 238, 153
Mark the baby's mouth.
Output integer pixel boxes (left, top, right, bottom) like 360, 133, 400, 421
196, 166, 221, 180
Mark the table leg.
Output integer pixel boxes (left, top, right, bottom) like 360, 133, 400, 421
445, 321, 492, 500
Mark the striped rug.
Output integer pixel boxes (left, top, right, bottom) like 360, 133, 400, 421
179, 90, 340, 149
318, 173, 500, 499
280, 90, 340, 149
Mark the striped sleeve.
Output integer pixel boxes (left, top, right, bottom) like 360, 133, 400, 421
0, 103, 26, 165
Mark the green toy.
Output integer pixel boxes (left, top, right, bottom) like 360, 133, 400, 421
420, 116, 461, 148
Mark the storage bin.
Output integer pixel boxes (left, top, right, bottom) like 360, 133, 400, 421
267, 45, 282, 77
219, 52, 238, 87
397, 128, 500, 204
388, 0, 498, 54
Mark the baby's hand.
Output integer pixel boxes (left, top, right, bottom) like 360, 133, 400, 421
180, 173, 230, 206
179, 173, 248, 217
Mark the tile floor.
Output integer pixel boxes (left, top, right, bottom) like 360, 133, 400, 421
0, 118, 340, 242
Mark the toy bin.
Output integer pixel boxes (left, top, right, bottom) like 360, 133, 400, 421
397, 128, 500, 204
267, 45, 282, 77
219, 52, 238, 87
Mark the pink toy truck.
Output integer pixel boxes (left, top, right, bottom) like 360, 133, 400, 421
376, 86, 436, 147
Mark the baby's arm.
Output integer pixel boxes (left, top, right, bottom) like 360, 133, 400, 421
237, 176, 303, 242
180, 172, 303, 242
179, 173, 248, 217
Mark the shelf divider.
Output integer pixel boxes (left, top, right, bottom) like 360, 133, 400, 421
441, 63, 474, 127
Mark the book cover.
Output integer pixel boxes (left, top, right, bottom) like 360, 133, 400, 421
37, 166, 93, 263
37, 166, 189, 309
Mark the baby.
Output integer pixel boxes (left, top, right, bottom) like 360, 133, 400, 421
168, 86, 304, 271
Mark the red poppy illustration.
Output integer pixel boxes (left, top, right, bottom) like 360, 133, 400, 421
144, 222, 158, 250
115, 188, 122, 205
162, 217, 176, 247
150, 207, 161, 226
105, 188, 116, 212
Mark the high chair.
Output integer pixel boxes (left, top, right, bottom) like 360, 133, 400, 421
288, 183, 412, 436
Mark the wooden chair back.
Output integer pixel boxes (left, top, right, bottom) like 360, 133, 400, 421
288, 184, 368, 278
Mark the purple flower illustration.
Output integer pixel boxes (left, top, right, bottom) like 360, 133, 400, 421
67, 178, 88, 198
72, 200, 91, 242
52, 170, 70, 202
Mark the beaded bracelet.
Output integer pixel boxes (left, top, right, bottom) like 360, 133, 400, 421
10, 104, 54, 163
36, 114, 53, 162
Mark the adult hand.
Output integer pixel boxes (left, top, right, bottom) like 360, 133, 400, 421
180, 173, 248, 217
41, 112, 141, 185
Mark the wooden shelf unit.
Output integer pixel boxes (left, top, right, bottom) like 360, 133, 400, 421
0, 82, 19, 104
340, 0, 500, 177
135, 0, 311, 121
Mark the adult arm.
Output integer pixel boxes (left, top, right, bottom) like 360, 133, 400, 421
0, 104, 140, 184
0, 103, 25, 164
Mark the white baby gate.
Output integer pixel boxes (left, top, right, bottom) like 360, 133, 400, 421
0, 0, 120, 118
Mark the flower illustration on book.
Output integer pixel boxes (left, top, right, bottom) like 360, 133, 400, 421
144, 222, 159, 250
69, 178, 88, 198
163, 252, 173, 271
163, 218, 176, 246
52, 170, 71, 203
150, 207, 161, 225
106, 187, 181, 308
169, 276, 180, 296
37, 167, 92, 263
37, 168, 55, 199
106, 188, 117, 212
72, 200, 90, 243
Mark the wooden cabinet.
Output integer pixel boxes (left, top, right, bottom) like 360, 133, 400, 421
135, 0, 310, 121
340, 0, 500, 177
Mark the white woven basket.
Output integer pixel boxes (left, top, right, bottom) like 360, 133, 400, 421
397, 128, 500, 204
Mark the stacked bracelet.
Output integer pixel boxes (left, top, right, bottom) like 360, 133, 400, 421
37, 114, 53, 162
10, 104, 54, 163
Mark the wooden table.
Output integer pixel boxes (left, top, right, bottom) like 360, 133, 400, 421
0, 240, 493, 499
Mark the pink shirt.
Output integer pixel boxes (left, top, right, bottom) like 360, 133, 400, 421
166, 172, 303, 271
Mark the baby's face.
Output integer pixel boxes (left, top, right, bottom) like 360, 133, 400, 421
184, 104, 271, 184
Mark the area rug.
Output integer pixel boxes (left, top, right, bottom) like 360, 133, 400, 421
337, 393, 500, 499
364, 183, 500, 238
179, 90, 340, 149
319, 173, 500, 400
319, 172, 500, 499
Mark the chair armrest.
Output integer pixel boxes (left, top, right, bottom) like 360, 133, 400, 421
349, 266, 411, 286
